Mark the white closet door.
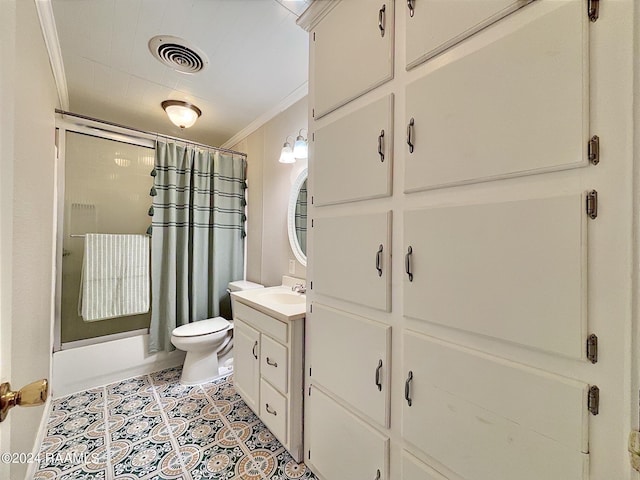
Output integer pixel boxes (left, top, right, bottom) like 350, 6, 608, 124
314, 95, 393, 206
233, 320, 261, 412
313, 212, 392, 312
405, 0, 532, 69
402, 331, 589, 480
307, 386, 389, 480
404, 0, 588, 192
312, 0, 394, 118
308, 303, 391, 427
403, 193, 586, 359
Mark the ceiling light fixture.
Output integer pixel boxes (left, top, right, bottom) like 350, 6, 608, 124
279, 136, 296, 164
293, 128, 308, 159
161, 100, 202, 129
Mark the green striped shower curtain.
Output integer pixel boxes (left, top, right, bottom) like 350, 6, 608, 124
149, 141, 246, 354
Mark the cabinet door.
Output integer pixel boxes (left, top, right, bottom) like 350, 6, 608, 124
403, 194, 586, 359
313, 212, 391, 311
404, 0, 587, 192
233, 319, 261, 412
312, 0, 394, 118
405, 0, 531, 69
307, 386, 389, 480
314, 95, 393, 206
402, 331, 589, 480
308, 303, 391, 427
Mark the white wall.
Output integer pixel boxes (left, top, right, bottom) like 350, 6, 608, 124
0, 1, 59, 478
232, 97, 308, 286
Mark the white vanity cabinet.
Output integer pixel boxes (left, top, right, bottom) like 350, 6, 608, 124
232, 297, 305, 462
311, 0, 394, 118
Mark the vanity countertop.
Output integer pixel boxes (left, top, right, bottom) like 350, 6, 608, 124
232, 285, 306, 322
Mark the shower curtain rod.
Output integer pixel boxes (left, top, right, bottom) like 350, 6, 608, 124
55, 109, 248, 157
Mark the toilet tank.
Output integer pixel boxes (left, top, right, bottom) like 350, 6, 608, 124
228, 280, 264, 319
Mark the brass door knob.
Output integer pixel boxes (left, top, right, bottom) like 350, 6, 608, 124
0, 379, 48, 422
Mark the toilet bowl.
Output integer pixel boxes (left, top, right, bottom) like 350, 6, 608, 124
171, 280, 264, 385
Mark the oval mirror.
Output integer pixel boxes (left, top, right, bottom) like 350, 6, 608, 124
287, 168, 307, 266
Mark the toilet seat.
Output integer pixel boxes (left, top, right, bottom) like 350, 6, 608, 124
172, 317, 230, 337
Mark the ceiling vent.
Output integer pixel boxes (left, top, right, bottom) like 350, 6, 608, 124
148, 35, 208, 74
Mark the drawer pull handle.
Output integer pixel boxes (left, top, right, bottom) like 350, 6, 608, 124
252, 341, 258, 360
375, 359, 383, 391
378, 130, 385, 162
266, 357, 278, 368
266, 404, 277, 416
378, 4, 386, 37
407, 0, 415, 17
375, 469, 381, 480
405, 371, 413, 407
375, 244, 384, 277
407, 118, 415, 153
405, 246, 413, 282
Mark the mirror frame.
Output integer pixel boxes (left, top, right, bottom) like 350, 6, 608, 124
287, 168, 308, 266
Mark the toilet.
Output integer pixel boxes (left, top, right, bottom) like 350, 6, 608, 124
171, 280, 264, 385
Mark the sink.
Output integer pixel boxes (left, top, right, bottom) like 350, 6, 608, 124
258, 292, 306, 305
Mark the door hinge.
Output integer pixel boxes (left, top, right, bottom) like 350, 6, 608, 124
586, 334, 598, 364
588, 0, 599, 22
588, 135, 600, 165
588, 385, 600, 415
586, 190, 598, 219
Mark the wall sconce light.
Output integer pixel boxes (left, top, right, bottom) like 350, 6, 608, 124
293, 128, 308, 159
161, 100, 202, 129
279, 136, 295, 164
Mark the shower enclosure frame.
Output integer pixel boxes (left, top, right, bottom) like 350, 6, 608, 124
53, 111, 248, 352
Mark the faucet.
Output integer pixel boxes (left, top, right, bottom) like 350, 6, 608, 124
292, 283, 306, 294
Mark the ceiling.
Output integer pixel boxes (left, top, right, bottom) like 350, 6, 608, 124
50, 0, 310, 147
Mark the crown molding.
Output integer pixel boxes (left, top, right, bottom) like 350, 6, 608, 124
35, 0, 69, 110
220, 82, 308, 150
296, 0, 340, 32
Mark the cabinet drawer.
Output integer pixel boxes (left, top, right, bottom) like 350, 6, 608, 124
261, 335, 288, 394
234, 301, 288, 344
402, 451, 448, 480
260, 379, 288, 446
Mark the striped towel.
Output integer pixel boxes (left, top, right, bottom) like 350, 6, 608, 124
79, 234, 150, 322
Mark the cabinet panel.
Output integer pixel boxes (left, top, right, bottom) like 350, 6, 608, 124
233, 319, 260, 412
260, 379, 288, 445
402, 331, 589, 480
313, 0, 394, 118
261, 334, 288, 394
402, 451, 448, 480
308, 387, 389, 480
314, 95, 393, 206
308, 303, 391, 427
404, 0, 587, 192
313, 212, 392, 311
403, 194, 586, 358
405, 0, 531, 69
234, 301, 288, 344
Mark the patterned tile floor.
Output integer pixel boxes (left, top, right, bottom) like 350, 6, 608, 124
35, 367, 317, 479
